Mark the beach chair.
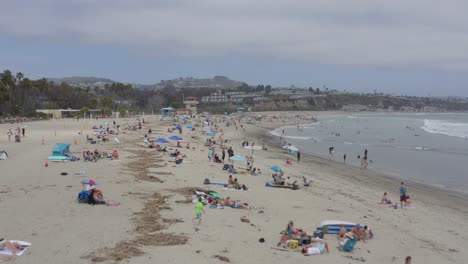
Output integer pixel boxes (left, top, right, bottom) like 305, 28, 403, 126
340, 238, 357, 252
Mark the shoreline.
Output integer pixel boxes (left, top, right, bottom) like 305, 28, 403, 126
249, 121, 468, 212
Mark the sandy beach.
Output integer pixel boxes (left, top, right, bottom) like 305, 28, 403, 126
1, 112, 467, 264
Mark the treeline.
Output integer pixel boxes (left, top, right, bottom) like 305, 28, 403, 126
0, 70, 170, 117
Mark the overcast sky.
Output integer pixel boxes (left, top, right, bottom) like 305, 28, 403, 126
1, 0, 468, 96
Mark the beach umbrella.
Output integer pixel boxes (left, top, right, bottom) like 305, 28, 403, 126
21, 125, 29, 129
103, 121, 110, 126
229, 155, 245, 162
270, 165, 283, 173
81, 179, 97, 185
186, 123, 193, 129
169, 135, 183, 141
154, 138, 170, 143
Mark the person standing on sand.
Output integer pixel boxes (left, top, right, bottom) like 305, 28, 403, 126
7, 129, 13, 142
221, 148, 226, 161
400, 182, 407, 208
297, 151, 301, 162
405, 256, 412, 264
343, 154, 347, 163
192, 197, 206, 225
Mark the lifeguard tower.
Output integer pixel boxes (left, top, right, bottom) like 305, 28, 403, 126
183, 96, 199, 113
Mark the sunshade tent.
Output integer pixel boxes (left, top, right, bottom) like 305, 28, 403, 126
229, 155, 245, 162
0, 151, 8, 160
169, 135, 183, 141
186, 123, 193, 129
154, 138, 170, 144
48, 144, 71, 160
283, 145, 299, 152
270, 165, 283, 173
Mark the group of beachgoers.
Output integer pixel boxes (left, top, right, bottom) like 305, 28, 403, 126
5, 127, 25, 143
82, 149, 118, 162
276, 220, 374, 256
77, 180, 106, 205
378, 182, 412, 209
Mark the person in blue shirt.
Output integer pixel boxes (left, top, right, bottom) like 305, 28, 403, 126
399, 182, 407, 208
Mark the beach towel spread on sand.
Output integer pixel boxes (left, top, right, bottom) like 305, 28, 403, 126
0, 240, 31, 256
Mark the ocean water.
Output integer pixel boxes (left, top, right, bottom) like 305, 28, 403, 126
270, 113, 468, 194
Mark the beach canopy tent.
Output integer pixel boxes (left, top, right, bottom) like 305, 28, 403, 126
0, 151, 8, 160
169, 135, 183, 141
229, 155, 245, 162
48, 144, 71, 160
283, 145, 299, 152
154, 138, 170, 144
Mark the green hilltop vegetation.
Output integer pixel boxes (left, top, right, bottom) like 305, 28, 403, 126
1, 69, 467, 117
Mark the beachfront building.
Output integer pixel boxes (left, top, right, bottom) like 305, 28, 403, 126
160, 107, 176, 117
183, 96, 199, 113
36, 108, 101, 118
201, 91, 267, 104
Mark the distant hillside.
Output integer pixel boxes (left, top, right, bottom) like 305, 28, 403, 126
47, 76, 116, 87
155, 76, 245, 89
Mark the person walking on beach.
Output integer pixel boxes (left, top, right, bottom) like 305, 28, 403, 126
343, 154, 347, 163
21, 127, 25, 137
400, 182, 407, 209
221, 148, 226, 161
7, 129, 13, 142
297, 151, 301, 162
192, 197, 206, 225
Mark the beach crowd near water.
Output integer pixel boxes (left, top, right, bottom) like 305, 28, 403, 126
0, 111, 467, 263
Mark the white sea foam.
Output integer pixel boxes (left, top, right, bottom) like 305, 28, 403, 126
269, 129, 312, 140
422, 119, 468, 139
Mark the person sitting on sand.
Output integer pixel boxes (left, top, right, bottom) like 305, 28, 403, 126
351, 226, 365, 242
338, 224, 347, 240
112, 150, 119, 160
227, 175, 234, 186
302, 239, 330, 255
88, 188, 105, 205
214, 154, 222, 163
278, 220, 307, 247
251, 168, 258, 176
339, 232, 356, 247
233, 178, 248, 190
224, 197, 250, 209
272, 173, 284, 185
175, 154, 184, 164
363, 225, 373, 240
404, 196, 412, 206
381, 192, 391, 204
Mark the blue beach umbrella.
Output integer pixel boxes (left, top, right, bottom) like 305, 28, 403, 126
186, 123, 193, 129
229, 155, 246, 162
154, 138, 170, 144
169, 135, 183, 140
270, 165, 283, 173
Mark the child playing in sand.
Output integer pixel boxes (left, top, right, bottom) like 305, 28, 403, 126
192, 197, 206, 225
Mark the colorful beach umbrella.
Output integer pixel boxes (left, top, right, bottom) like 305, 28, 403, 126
169, 135, 183, 140
229, 155, 245, 162
155, 138, 170, 143
270, 165, 283, 173
81, 179, 97, 185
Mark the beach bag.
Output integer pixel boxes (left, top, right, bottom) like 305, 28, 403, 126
77, 191, 89, 203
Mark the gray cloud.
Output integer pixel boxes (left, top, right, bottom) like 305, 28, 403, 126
1, 0, 468, 70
